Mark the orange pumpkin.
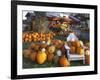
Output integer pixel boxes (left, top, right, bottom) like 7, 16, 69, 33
28, 38, 32, 42
47, 53, 54, 62
33, 33, 39, 41
40, 33, 46, 41
70, 46, 76, 54
23, 49, 32, 58
72, 41, 80, 47
36, 50, 47, 64
77, 47, 84, 55
24, 38, 29, 42
59, 55, 70, 67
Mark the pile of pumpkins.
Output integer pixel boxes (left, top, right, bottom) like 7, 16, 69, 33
68, 40, 90, 65
68, 40, 85, 55
22, 32, 55, 42
23, 41, 70, 67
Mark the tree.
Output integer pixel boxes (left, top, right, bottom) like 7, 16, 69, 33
32, 11, 50, 33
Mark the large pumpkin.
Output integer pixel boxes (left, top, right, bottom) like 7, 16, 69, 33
47, 53, 54, 62
70, 46, 76, 54
36, 50, 47, 64
77, 47, 84, 55
23, 49, 32, 58
59, 55, 70, 67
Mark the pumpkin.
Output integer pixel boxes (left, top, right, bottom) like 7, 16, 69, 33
23, 49, 32, 58
34, 44, 40, 51
72, 41, 80, 47
40, 33, 46, 41
33, 33, 39, 41
24, 38, 29, 42
56, 50, 62, 56
48, 45, 56, 54
77, 47, 84, 55
59, 55, 70, 67
40, 44, 48, 49
47, 53, 54, 62
85, 50, 90, 65
28, 38, 32, 42
36, 49, 47, 64
29, 43, 35, 50
55, 43, 63, 50
70, 46, 76, 54
28, 35, 32, 39
30, 52, 37, 61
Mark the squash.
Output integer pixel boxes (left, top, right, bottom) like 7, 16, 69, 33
77, 47, 84, 55
70, 46, 76, 54
59, 55, 70, 67
23, 49, 32, 58
48, 45, 56, 54
30, 52, 37, 61
36, 49, 47, 64
47, 53, 54, 62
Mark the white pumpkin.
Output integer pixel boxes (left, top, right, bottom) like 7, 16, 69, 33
56, 50, 62, 56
